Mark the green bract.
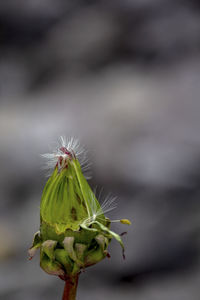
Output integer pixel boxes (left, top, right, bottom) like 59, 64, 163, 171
29, 138, 130, 278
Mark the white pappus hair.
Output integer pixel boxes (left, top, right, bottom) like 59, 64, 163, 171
83, 188, 117, 225
41, 136, 92, 179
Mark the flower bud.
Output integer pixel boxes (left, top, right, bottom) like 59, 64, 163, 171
29, 137, 130, 278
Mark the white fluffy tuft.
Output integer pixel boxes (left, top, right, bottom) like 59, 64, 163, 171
41, 136, 92, 179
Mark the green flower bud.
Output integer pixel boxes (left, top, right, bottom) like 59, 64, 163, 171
29, 137, 130, 278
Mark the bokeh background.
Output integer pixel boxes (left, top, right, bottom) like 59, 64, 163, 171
1, 1, 200, 299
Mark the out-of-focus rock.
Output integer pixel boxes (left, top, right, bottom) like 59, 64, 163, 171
0, 222, 18, 260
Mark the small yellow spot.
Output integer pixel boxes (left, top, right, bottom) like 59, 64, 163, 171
120, 219, 131, 225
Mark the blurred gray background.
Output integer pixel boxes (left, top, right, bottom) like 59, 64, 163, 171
1, 0, 200, 299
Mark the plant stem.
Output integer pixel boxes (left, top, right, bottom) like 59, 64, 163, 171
62, 274, 79, 300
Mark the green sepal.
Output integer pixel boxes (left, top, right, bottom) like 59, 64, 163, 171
54, 249, 73, 274
28, 231, 41, 260
95, 234, 109, 252
93, 221, 125, 255
63, 237, 77, 262
40, 239, 66, 276
40, 253, 65, 276
75, 243, 87, 262
63, 237, 83, 267
84, 245, 107, 267
41, 240, 57, 260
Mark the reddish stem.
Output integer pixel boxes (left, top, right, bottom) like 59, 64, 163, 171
62, 275, 79, 300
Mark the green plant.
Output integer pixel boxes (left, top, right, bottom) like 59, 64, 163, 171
29, 137, 130, 300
